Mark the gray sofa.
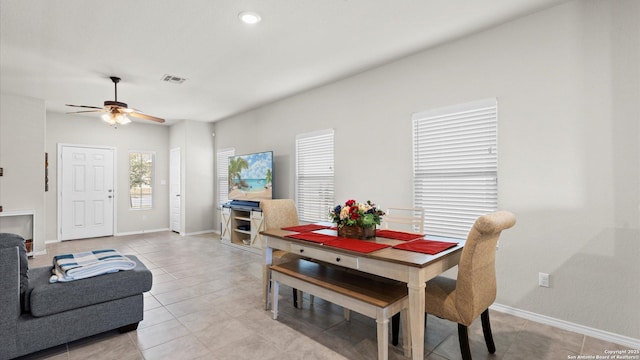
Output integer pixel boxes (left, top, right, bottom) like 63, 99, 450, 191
0, 233, 153, 360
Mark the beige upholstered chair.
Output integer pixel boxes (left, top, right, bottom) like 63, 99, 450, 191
260, 199, 305, 308
393, 211, 516, 359
427, 211, 515, 359
382, 207, 425, 234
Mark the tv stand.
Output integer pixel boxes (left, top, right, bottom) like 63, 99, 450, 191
220, 201, 264, 254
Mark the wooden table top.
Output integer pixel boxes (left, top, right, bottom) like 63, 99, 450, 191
261, 227, 465, 269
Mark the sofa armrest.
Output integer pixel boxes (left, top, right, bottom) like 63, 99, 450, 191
0, 247, 20, 359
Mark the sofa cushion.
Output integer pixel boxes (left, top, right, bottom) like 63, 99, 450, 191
28, 255, 152, 317
0, 233, 29, 304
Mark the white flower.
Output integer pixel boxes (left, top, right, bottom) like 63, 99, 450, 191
340, 206, 350, 220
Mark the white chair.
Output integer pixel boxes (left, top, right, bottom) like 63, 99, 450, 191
382, 207, 425, 234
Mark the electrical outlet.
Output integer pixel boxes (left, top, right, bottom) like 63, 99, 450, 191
539, 272, 550, 288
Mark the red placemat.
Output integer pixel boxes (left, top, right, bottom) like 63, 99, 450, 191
282, 224, 331, 232
375, 229, 424, 241
285, 232, 336, 244
324, 238, 391, 253
392, 239, 458, 255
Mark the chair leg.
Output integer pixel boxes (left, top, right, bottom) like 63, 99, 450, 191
292, 288, 298, 308
457, 324, 472, 360
391, 313, 400, 346
391, 312, 428, 347
481, 309, 496, 353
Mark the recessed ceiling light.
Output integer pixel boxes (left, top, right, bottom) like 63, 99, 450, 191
238, 11, 261, 25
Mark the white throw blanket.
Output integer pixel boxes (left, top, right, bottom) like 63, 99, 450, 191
49, 249, 136, 283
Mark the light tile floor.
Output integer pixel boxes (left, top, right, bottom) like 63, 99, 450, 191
18, 231, 635, 360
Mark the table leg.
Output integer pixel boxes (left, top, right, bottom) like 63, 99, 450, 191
264, 246, 273, 310
408, 270, 426, 360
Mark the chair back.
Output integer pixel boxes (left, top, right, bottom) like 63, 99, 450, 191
260, 199, 299, 230
455, 210, 516, 324
382, 207, 425, 234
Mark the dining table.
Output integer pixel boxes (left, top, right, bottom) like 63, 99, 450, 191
261, 223, 464, 360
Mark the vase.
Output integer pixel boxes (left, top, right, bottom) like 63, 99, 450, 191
337, 225, 376, 239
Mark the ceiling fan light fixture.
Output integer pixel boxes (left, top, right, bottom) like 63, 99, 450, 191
239, 11, 261, 24
102, 112, 131, 127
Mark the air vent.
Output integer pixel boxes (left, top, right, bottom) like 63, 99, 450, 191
161, 74, 187, 84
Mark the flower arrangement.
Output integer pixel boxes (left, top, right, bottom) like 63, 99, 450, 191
330, 199, 385, 229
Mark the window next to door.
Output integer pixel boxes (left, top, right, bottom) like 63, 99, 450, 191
129, 151, 155, 209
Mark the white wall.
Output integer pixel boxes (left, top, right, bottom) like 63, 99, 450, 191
169, 120, 216, 235
213, 0, 639, 340
45, 112, 171, 239
0, 93, 46, 252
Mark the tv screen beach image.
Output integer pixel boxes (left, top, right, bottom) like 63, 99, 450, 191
228, 151, 273, 201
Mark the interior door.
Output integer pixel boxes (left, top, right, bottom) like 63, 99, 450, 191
60, 145, 115, 240
170, 147, 182, 233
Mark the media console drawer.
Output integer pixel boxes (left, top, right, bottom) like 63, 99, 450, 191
290, 244, 358, 268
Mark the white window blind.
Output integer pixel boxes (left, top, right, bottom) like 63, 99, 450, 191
296, 129, 334, 223
217, 148, 234, 206
413, 98, 498, 239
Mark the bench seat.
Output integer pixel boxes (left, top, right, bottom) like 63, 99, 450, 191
270, 259, 411, 360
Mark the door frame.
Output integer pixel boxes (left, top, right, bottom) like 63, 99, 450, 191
170, 147, 182, 234
57, 143, 118, 241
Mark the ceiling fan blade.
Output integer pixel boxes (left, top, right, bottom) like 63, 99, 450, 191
65, 104, 104, 110
66, 109, 106, 114
129, 111, 165, 123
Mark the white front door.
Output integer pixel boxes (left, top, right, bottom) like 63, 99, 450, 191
170, 147, 182, 233
60, 145, 115, 240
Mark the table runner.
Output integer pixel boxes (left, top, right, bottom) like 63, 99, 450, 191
281, 224, 331, 232
284, 230, 454, 255
392, 239, 458, 255
324, 238, 391, 253
375, 229, 424, 241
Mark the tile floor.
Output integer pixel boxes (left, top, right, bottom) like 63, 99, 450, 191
18, 231, 635, 360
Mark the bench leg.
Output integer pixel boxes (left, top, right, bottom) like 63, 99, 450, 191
272, 279, 280, 320
264, 265, 271, 310
376, 315, 389, 360
343, 308, 351, 321
296, 289, 303, 308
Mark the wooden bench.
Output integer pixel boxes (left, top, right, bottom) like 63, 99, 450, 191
270, 259, 411, 360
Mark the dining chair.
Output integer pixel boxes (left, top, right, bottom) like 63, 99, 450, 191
382, 207, 425, 234
391, 210, 516, 359
260, 199, 308, 309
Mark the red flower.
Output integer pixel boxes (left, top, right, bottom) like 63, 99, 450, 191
350, 211, 360, 220
345, 199, 356, 206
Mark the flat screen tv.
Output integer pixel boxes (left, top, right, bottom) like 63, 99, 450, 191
228, 151, 273, 201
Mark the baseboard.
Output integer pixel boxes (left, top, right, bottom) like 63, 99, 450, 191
491, 303, 640, 349
116, 228, 170, 236
184, 229, 216, 236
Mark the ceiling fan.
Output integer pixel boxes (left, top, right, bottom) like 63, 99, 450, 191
66, 76, 165, 126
